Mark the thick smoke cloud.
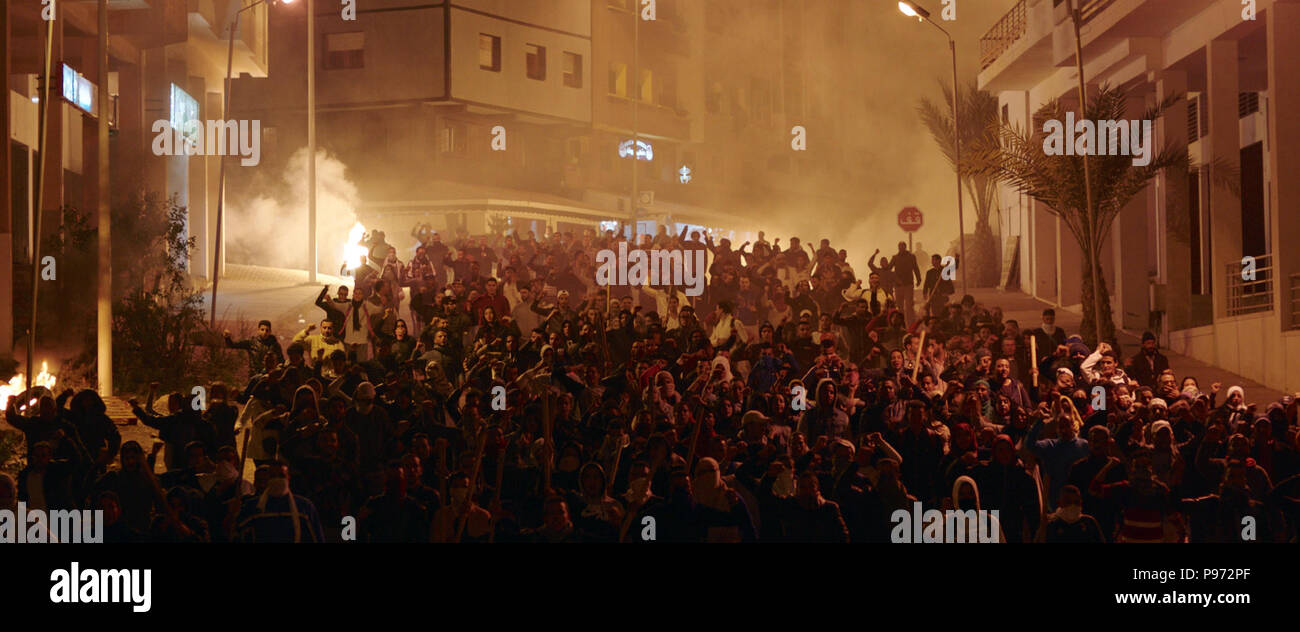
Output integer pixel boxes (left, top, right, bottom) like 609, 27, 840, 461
226, 147, 361, 274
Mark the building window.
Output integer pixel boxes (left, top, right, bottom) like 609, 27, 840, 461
324, 32, 364, 70
563, 52, 583, 89
479, 34, 501, 72
526, 44, 547, 81
609, 62, 627, 97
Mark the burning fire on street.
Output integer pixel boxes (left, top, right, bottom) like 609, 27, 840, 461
0, 361, 57, 413
342, 221, 368, 274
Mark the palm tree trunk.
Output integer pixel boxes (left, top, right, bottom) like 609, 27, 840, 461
1079, 246, 1116, 347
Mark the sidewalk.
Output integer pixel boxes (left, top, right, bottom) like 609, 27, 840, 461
969, 288, 1287, 405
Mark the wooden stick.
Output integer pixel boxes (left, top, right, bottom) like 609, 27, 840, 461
911, 331, 927, 382
454, 429, 488, 543
1030, 336, 1039, 387
606, 439, 623, 496
542, 392, 554, 494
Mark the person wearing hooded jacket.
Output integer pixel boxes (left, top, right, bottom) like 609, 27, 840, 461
797, 377, 850, 440
567, 462, 624, 542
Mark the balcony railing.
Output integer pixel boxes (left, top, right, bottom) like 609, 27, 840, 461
1226, 253, 1274, 317
981, 0, 1027, 70
1290, 273, 1300, 330
1078, 0, 1120, 23
983, 0, 1122, 71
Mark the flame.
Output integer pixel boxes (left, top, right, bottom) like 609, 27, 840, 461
343, 222, 368, 273
0, 362, 57, 413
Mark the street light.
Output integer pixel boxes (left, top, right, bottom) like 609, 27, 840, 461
898, 0, 967, 297
211, 0, 295, 326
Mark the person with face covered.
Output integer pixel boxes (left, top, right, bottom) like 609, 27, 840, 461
618, 460, 667, 542
1039, 485, 1104, 543
688, 457, 755, 543
235, 460, 325, 543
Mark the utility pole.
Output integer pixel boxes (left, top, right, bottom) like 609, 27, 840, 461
97, 0, 112, 395
630, 4, 639, 243
307, 0, 318, 282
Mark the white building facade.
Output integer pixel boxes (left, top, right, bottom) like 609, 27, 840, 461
980, 0, 1300, 393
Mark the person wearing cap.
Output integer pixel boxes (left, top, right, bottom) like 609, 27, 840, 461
1125, 331, 1169, 389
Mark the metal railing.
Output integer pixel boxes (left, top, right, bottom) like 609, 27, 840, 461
1290, 273, 1300, 330
1226, 253, 1274, 317
980, 0, 1027, 70
1078, 0, 1120, 23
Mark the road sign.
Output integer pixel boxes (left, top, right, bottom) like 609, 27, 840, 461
898, 206, 923, 232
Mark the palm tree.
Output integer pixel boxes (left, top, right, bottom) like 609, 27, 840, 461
976, 84, 1188, 345
918, 82, 1002, 287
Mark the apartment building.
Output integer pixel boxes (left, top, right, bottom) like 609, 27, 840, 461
1, 0, 271, 376
979, 0, 1300, 392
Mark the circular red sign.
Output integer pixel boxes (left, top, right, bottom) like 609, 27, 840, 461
898, 206, 923, 232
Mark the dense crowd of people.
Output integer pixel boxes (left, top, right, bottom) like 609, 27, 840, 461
4, 223, 1300, 543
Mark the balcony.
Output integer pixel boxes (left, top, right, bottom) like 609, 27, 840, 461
1226, 253, 1274, 317
1290, 273, 1300, 330
980, 0, 1026, 71
980, 0, 1122, 73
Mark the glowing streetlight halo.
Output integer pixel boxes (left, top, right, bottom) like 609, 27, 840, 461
898, 1, 930, 20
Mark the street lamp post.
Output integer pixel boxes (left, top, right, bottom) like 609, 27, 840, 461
898, 1, 967, 297
307, 0, 317, 283
211, 0, 293, 326
630, 5, 640, 242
